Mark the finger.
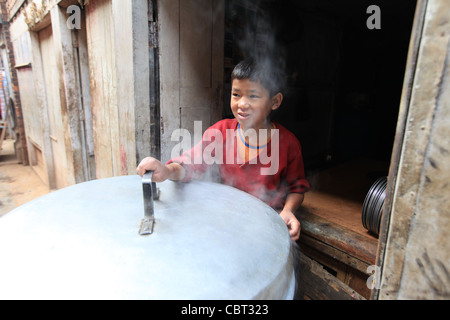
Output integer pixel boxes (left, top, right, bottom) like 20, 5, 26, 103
137, 164, 146, 177
137, 158, 156, 176
136, 164, 144, 176
290, 228, 300, 241
288, 221, 301, 241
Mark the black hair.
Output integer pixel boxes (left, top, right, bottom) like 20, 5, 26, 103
231, 56, 286, 97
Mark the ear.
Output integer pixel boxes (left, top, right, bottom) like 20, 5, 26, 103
271, 93, 283, 111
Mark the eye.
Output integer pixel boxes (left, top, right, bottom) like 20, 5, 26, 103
232, 93, 240, 98
250, 95, 260, 99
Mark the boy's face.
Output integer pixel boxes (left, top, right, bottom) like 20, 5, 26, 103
231, 79, 282, 131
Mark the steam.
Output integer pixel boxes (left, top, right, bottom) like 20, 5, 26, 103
170, 1, 290, 209
170, 120, 285, 208
232, 0, 287, 95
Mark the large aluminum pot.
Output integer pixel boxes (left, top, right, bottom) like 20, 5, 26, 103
0, 176, 295, 299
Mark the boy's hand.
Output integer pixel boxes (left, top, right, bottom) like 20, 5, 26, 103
137, 157, 185, 182
136, 157, 170, 182
279, 209, 301, 241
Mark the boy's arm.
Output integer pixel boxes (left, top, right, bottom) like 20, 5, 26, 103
166, 162, 186, 181
279, 193, 304, 241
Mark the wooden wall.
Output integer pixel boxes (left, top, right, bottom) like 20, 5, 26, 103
377, 0, 450, 300
9, 2, 77, 189
7, 0, 152, 186
9, 0, 225, 185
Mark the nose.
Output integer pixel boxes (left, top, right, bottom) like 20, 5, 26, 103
238, 97, 250, 109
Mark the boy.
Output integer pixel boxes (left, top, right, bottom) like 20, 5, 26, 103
137, 57, 309, 240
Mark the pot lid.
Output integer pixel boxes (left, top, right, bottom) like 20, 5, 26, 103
0, 176, 294, 299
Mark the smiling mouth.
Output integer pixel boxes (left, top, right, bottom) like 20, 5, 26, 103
238, 112, 250, 119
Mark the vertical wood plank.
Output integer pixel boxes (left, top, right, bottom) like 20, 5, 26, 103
51, 5, 85, 184
132, 0, 151, 164
158, 0, 180, 162
211, 0, 224, 124
112, 0, 136, 175
28, 31, 56, 188
85, 0, 116, 178
179, 0, 213, 139
39, 25, 71, 188
373, 0, 428, 300
379, 0, 450, 299
76, 11, 96, 180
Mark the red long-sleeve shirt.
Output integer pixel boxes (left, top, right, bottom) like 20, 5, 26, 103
167, 119, 309, 209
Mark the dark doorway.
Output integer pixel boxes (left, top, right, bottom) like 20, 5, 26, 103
224, 0, 416, 167
224, 0, 417, 204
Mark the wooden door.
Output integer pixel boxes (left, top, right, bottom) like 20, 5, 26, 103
158, 0, 224, 162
